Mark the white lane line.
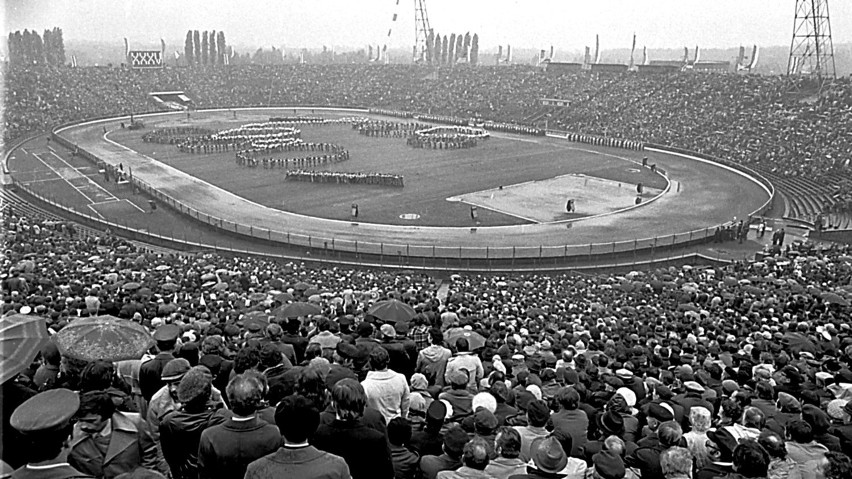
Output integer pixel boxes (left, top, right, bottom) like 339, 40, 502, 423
48, 151, 117, 201
31, 152, 97, 204
20, 148, 28, 154
87, 204, 106, 219
125, 199, 146, 212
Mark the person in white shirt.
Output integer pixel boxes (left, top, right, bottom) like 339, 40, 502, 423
361, 346, 411, 423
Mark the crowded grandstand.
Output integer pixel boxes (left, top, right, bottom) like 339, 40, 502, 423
4, 14, 852, 479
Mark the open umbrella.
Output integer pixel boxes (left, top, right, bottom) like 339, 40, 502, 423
161, 282, 180, 292
54, 315, 154, 362
273, 301, 322, 319
821, 292, 850, 306
123, 282, 141, 291
368, 299, 416, 323
273, 292, 294, 303
248, 292, 268, 302
1, 314, 50, 384
444, 329, 486, 350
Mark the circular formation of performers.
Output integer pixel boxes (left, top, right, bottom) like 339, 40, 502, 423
141, 127, 214, 144
408, 125, 489, 149
236, 149, 350, 169
285, 169, 404, 187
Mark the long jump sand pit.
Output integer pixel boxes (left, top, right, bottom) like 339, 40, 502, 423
448, 174, 664, 224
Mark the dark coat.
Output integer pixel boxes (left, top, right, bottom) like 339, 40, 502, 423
139, 352, 175, 401
243, 446, 351, 479
420, 454, 462, 479
410, 426, 444, 457
547, 409, 588, 458
313, 419, 394, 479
159, 408, 230, 479
197, 416, 281, 479
830, 423, 852, 457
68, 412, 158, 479
390, 445, 420, 479
10, 464, 93, 479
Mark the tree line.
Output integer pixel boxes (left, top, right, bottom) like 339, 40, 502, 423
7, 28, 66, 66
183, 30, 228, 65
425, 31, 479, 65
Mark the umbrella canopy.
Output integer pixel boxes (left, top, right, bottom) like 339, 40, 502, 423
273, 292, 294, 303
54, 315, 154, 362
0, 314, 50, 384
123, 282, 141, 291
161, 282, 180, 292
368, 299, 416, 323
821, 292, 850, 306
444, 329, 486, 350
273, 301, 322, 319
248, 292, 268, 302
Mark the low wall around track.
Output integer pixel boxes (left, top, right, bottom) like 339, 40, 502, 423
27, 107, 773, 268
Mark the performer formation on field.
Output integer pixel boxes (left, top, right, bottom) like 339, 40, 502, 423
285, 169, 404, 187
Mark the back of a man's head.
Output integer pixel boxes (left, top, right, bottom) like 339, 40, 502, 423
369, 346, 390, 371
660, 446, 693, 479
658, 421, 683, 448
556, 386, 580, 411
462, 437, 491, 470
226, 373, 264, 416
758, 430, 787, 460
275, 394, 319, 444
332, 378, 366, 421
495, 427, 521, 459
742, 406, 766, 430
732, 440, 770, 478
787, 419, 814, 444
387, 417, 412, 447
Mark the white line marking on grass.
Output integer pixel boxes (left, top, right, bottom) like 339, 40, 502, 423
87, 204, 105, 219
32, 152, 96, 204
20, 148, 28, 154
125, 199, 146, 212
48, 151, 118, 201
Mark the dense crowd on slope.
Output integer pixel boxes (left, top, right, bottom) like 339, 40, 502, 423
6, 65, 850, 182
6, 203, 852, 479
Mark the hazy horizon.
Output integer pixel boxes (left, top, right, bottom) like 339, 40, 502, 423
4, 0, 852, 53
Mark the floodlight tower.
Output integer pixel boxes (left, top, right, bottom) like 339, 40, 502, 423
414, 0, 431, 62
787, 0, 836, 79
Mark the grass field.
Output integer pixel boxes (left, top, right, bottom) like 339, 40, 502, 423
106, 110, 666, 227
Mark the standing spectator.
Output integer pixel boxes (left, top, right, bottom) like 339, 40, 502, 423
244, 394, 350, 479
436, 437, 494, 479
159, 367, 229, 479
313, 378, 394, 479
388, 417, 420, 479
590, 450, 626, 479
445, 339, 484, 394
146, 358, 191, 475
8, 389, 90, 479
421, 425, 470, 479
683, 407, 713, 469
140, 325, 180, 403
308, 317, 342, 352
659, 447, 693, 479
197, 373, 280, 479
628, 420, 683, 479
361, 347, 411, 422
407, 314, 431, 351
758, 430, 801, 479
697, 428, 739, 479
729, 440, 772, 479
828, 400, 852, 457
68, 391, 158, 478
824, 452, 852, 479
417, 329, 452, 384
491, 382, 519, 426
514, 400, 551, 462
32, 341, 61, 391
281, 319, 309, 363
440, 371, 475, 421
547, 387, 588, 457
486, 427, 527, 479
785, 420, 829, 479
411, 401, 448, 457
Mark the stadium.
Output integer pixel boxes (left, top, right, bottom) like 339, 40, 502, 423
4, 2, 852, 479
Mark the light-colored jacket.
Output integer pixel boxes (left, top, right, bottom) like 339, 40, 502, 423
362, 369, 411, 423
445, 353, 484, 394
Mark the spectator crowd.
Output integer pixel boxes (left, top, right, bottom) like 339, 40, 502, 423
6, 200, 852, 479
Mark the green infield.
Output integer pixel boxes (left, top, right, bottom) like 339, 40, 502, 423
105, 110, 665, 227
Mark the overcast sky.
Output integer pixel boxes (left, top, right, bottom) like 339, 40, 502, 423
4, 0, 851, 51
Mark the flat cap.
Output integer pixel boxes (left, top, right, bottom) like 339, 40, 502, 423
11, 389, 79, 433
153, 324, 180, 342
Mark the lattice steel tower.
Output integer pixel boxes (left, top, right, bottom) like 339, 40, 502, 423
414, 0, 432, 62
787, 0, 836, 78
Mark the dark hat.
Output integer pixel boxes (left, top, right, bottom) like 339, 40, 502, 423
161, 358, 192, 381
443, 425, 470, 456
153, 324, 180, 342
490, 381, 511, 403
707, 428, 738, 460
427, 400, 448, 423
336, 341, 367, 362
177, 366, 212, 403
356, 322, 374, 336
11, 389, 79, 433
448, 369, 469, 387
394, 322, 410, 335
244, 316, 268, 333
593, 450, 626, 479
516, 390, 536, 411
648, 403, 674, 422
527, 399, 551, 425
474, 409, 499, 435
683, 381, 705, 393
598, 409, 625, 435
530, 436, 568, 474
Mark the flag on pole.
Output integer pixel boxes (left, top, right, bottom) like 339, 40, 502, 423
642, 46, 649, 65
594, 35, 601, 64
629, 34, 636, 69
